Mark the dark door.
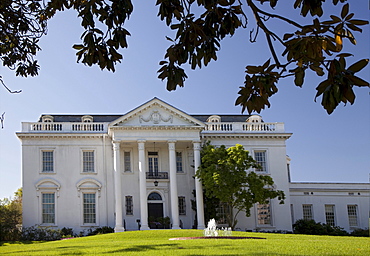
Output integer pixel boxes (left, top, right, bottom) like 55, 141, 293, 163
148, 203, 163, 219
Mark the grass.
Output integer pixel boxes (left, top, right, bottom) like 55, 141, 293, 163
1, 230, 369, 255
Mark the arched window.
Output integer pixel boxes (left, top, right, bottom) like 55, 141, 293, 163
42, 115, 54, 122
246, 115, 263, 123
81, 115, 93, 122
206, 115, 221, 123
148, 192, 162, 200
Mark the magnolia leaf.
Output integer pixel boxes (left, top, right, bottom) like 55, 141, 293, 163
347, 59, 369, 73
340, 3, 349, 19
348, 75, 370, 87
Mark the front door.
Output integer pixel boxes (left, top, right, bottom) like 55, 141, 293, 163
148, 192, 164, 229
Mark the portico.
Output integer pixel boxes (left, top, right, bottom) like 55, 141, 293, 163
108, 98, 206, 231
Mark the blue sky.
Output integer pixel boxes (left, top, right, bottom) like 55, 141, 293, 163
0, 1, 369, 199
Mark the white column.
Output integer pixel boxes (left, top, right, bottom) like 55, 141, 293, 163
168, 140, 180, 229
193, 140, 205, 229
138, 140, 149, 230
113, 141, 124, 232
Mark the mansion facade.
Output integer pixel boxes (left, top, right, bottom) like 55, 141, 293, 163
17, 98, 369, 233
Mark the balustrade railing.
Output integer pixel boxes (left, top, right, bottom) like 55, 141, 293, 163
204, 122, 284, 132
146, 172, 169, 179
23, 122, 108, 132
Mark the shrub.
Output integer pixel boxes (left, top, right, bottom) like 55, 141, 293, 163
350, 228, 369, 237
293, 219, 348, 236
21, 226, 62, 241
61, 227, 74, 237
87, 226, 114, 236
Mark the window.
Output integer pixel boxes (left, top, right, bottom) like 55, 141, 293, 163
325, 205, 335, 226
42, 193, 55, 224
83, 151, 95, 173
126, 196, 133, 215
148, 152, 159, 176
42, 115, 54, 122
176, 152, 183, 173
302, 204, 313, 220
81, 115, 93, 122
347, 205, 358, 227
124, 151, 131, 172
83, 193, 96, 224
178, 196, 186, 215
254, 151, 267, 172
257, 202, 271, 225
216, 202, 232, 224
42, 151, 54, 173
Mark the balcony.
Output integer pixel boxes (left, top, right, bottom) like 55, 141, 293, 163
204, 122, 285, 133
21, 122, 108, 133
146, 172, 168, 179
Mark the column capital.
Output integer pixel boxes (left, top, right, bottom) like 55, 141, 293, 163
112, 141, 121, 151
137, 140, 146, 150
193, 140, 201, 151
168, 140, 176, 150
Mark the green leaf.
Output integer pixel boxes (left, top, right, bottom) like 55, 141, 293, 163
340, 3, 349, 19
347, 59, 369, 73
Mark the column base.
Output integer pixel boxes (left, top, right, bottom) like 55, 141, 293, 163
140, 224, 150, 230
197, 225, 205, 230
114, 226, 125, 232
172, 225, 181, 229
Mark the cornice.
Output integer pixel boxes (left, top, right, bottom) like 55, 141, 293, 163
201, 133, 292, 140
16, 133, 106, 139
109, 125, 204, 131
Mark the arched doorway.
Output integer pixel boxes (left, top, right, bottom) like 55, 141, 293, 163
148, 192, 165, 229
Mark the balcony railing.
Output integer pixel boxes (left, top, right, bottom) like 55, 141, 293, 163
146, 172, 168, 179
21, 122, 108, 133
204, 122, 284, 132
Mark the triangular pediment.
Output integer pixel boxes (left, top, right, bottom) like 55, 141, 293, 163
109, 98, 205, 128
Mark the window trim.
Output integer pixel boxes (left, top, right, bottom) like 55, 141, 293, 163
324, 204, 336, 226
256, 201, 273, 226
125, 195, 133, 215
76, 178, 101, 227
123, 150, 133, 173
302, 204, 313, 220
81, 149, 97, 174
347, 205, 359, 227
36, 178, 60, 226
40, 148, 56, 174
176, 151, 184, 173
178, 196, 186, 215
253, 149, 268, 173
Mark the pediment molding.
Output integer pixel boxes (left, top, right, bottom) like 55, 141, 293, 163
110, 98, 205, 127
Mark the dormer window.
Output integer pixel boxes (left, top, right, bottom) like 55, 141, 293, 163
81, 115, 93, 123
206, 115, 221, 123
246, 115, 263, 123
42, 115, 54, 123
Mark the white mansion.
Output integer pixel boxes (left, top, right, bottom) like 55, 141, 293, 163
17, 98, 369, 233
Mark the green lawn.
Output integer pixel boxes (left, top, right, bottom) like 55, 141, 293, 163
1, 230, 369, 255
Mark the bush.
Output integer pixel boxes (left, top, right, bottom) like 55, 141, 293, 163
21, 226, 62, 241
350, 228, 369, 237
293, 219, 348, 236
61, 227, 74, 237
87, 226, 114, 236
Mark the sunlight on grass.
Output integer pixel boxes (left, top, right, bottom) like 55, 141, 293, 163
1, 230, 369, 255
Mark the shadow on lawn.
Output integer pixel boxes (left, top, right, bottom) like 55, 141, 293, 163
105, 243, 177, 253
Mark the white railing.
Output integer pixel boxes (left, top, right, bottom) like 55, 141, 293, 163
204, 122, 285, 132
22, 122, 108, 133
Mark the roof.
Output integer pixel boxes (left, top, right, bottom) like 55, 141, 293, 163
38, 114, 252, 123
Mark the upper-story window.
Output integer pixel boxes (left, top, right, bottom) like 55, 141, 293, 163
42, 115, 54, 122
82, 150, 95, 173
81, 115, 93, 123
42, 150, 54, 173
254, 150, 267, 173
246, 115, 263, 123
124, 151, 132, 173
176, 152, 183, 173
206, 115, 221, 123
148, 152, 159, 176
